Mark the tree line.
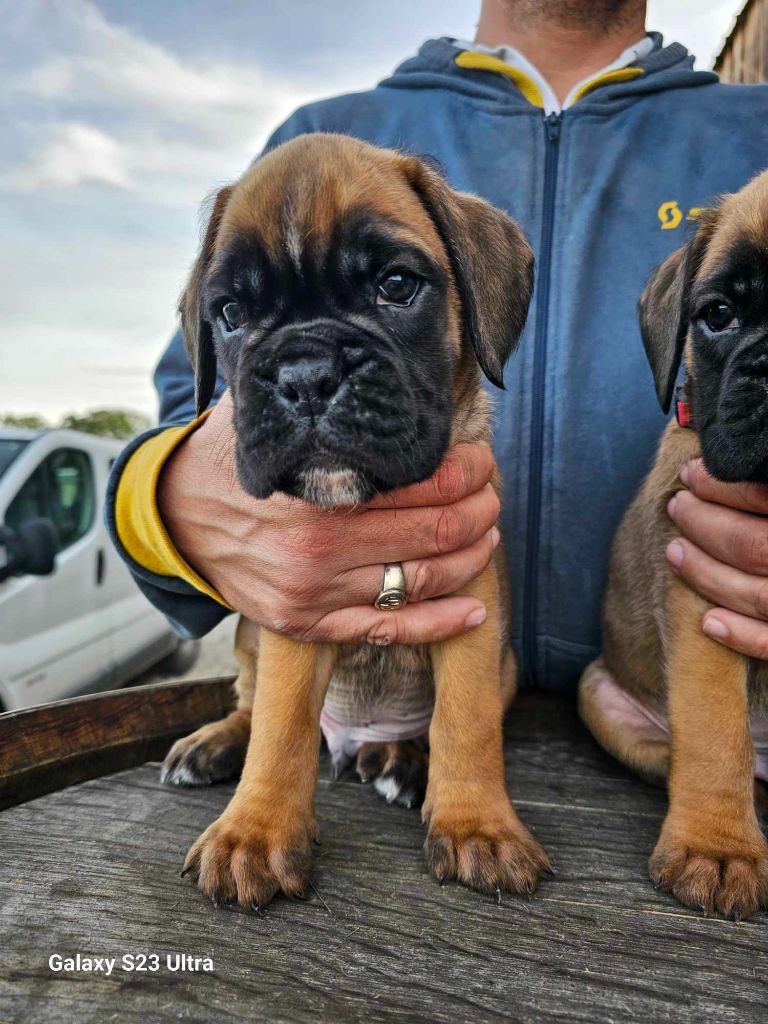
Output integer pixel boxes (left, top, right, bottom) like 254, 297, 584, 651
0, 409, 152, 441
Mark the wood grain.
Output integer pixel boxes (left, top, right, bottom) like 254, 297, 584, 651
0, 677, 235, 809
715, 0, 768, 84
0, 693, 766, 1023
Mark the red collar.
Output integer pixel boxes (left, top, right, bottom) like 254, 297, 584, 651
675, 377, 693, 429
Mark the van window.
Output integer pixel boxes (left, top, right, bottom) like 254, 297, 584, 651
0, 439, 29, 479
5, 449, 95, 551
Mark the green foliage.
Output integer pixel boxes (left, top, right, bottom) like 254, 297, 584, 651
0, 413, 49, 430
59, 409, 152, 440
1, 408, 152, 440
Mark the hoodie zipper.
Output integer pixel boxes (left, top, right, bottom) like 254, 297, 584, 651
523, 111, 561, 684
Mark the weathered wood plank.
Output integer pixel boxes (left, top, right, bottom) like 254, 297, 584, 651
0, 677, 235, 810
1, 694, 766, 1024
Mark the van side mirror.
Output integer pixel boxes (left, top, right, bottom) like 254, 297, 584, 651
0, 518, 57, 582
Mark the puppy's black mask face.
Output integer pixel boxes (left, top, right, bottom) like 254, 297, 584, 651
180, 136, 534, 507
687, 239, 768, 482
641, 182, 768, 484
207, 215, 453, 505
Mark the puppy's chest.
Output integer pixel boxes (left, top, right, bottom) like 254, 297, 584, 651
325, 643, 434, 724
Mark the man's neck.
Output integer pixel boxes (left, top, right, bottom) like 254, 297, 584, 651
474, 2, 648, 104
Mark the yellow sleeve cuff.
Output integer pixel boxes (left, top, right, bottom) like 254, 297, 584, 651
115, 412, 231, 608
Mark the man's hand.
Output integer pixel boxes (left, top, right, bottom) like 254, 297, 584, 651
667, 459, 768, 658
158, 394, 500, 645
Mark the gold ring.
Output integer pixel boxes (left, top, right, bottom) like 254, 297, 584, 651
374, 563, 407, 610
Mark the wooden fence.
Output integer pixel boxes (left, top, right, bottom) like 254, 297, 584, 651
715, 0, 768, 82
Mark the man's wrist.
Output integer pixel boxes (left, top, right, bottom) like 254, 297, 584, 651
156, 424, 210, 570
115, 414, 230, 606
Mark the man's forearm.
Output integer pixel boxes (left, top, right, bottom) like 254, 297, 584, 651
104, 414, 233, 638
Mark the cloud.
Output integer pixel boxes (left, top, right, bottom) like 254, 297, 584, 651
5, 122, 131, 190
14, 0, 301, 126
0, 0, 328, 420
2, 0, 314, 205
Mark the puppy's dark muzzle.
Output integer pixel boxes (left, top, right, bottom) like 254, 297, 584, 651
232, 315, 452, 503
717, 341, 768, 429
276, 352, 342, 423
235, 321, 412, 485
269, 328, 376, 424
700, 338, 768, 482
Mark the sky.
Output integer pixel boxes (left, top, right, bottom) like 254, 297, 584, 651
0, 0, 746, 421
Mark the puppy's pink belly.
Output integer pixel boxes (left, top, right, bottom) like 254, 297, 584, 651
591, 667, 768, 783
320, 693, 433, 772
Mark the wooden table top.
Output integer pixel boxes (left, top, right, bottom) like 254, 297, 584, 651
1, 688, 766, 1023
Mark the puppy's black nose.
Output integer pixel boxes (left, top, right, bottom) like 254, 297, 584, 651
276, 354, 340, 419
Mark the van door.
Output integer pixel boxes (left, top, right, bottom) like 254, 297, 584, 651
0, 447, 111, 708
95, 451, 178, 683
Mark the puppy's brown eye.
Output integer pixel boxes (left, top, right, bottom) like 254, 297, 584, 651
377, 270, 420, 307
221, 301, 245, 331
701, 301, 738, 333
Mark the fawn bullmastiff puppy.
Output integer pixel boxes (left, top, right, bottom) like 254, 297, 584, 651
579, 170, 768, 919
164, 133, 551, 909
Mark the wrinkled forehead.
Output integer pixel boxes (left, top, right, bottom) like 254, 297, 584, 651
214, 136, 447, 272
697, 171, 768, 286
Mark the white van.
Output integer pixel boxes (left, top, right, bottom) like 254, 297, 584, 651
0, 427, 197, 711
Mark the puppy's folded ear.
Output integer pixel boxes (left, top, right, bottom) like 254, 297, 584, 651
179, 185, 234, 416
639, 211, 717, 413
404, 160, 534, 388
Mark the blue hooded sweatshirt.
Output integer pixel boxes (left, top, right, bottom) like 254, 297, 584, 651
105, 35, 768, 691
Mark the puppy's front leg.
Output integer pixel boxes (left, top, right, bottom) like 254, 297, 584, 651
424, 565, 551, 895
651, 580, 768, 918
184, 633, 335, 909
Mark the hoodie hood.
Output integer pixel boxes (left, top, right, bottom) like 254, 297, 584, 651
381, 33, 718, 113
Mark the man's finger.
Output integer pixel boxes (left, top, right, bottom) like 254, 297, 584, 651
666, 537, 768, 620
365, 443, 494, 509
343, 483, 500, 564
683, 459, 768, 515
701, 608, 768, 660
303, 596, 487, 645
333, 527, 499, 607
669, 490, 768, 576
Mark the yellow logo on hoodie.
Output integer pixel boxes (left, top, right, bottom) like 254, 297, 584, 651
658, 201, 705, 230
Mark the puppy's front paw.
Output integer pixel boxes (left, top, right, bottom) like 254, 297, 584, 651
650, 820, 768, 919
424, 795, 552, 897
182, 803, 316, 910
161, 711, 250, 787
